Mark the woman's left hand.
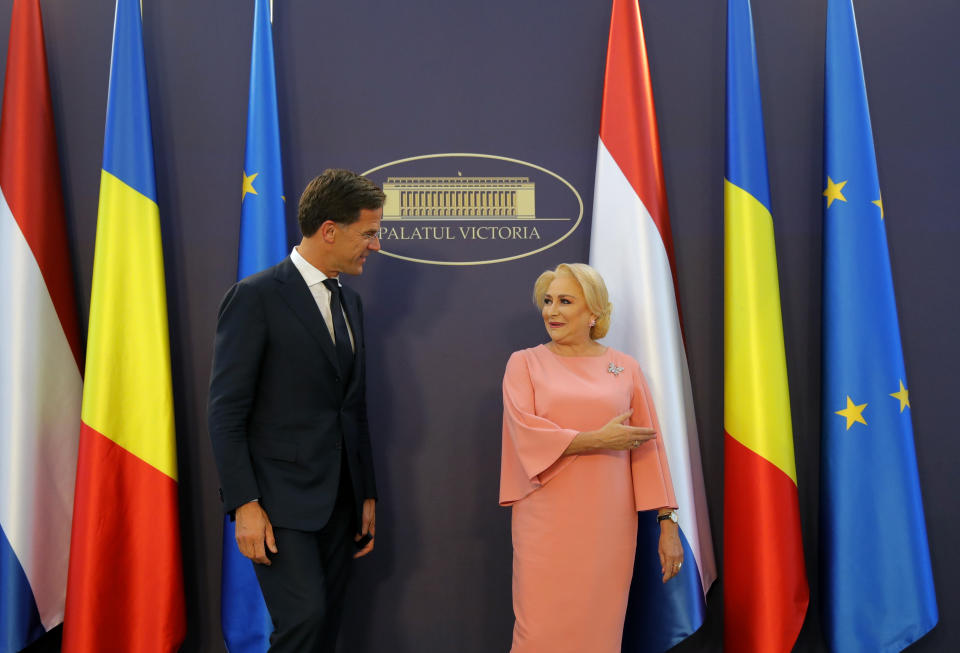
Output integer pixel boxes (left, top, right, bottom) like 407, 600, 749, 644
658, 520, 684, 583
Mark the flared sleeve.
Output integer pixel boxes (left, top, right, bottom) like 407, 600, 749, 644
629, 363, 679, 511
499, 350, 579, 505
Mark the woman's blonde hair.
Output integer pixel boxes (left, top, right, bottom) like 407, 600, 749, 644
532, 263, 613, 339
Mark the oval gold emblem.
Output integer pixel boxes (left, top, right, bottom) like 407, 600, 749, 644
362, 153, 583, 266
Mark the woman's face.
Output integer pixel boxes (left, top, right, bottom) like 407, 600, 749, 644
541, 274, 595, 346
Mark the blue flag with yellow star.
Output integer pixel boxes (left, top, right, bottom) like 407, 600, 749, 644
222, 1, 286, 651
820, 2, 938, 651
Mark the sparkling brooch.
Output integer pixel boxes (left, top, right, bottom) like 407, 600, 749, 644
607, 362, 624, 376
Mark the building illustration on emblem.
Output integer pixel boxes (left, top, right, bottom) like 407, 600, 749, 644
382, 176, 535, 219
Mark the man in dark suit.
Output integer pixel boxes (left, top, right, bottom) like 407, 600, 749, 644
208, 169, 385, 651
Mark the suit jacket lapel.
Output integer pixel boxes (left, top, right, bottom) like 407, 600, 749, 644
341, 287, 364, 392
273, 258, 340, 373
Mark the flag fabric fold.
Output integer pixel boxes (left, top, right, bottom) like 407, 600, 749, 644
588, 1, 717, 650
62, 1, 185, 651
723, 1, 809, 651
221, 1, 287, 650
0, 1, 83, 651
820, 2, 938, 651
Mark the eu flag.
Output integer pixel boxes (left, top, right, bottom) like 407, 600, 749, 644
821, 2, 938, 651
221, 1, 287, 650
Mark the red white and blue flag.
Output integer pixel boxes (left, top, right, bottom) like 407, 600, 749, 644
0, 1, 83, 651
588, 1, 717, 650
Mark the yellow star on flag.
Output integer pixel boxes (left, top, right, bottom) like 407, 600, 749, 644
836, 395, 867, 430
872, 192, 884, 219
890, 379, 910, 412
823, 177, 848, 208
242, 171, 259, 201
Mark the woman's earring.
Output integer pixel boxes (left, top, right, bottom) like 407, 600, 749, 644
589, 318, 597, 327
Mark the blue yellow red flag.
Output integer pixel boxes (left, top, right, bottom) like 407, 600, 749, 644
221, 1, 287, 651
723, 1, 809, 651
820, 2, 938, 651
62, 0, 185, 651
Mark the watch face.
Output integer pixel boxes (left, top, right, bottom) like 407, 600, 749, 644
670, 511, 679, 523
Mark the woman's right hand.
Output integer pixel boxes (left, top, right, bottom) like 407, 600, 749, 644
565, 410, 658, 455
592, 410, 657, 450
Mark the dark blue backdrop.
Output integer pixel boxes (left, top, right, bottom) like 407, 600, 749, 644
1, 1, 956, 651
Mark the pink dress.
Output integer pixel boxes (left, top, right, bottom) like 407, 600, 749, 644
499, 345, 677, 653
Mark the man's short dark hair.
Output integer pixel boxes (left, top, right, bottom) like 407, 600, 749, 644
297, 169, 386, 236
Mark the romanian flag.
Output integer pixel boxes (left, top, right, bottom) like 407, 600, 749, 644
723, 1, 808, 650
0, 1, 82, 650
820, 2, 938, 651
221, 0, 287, 650
62, 1, 186, 651
588, 1, 716, 650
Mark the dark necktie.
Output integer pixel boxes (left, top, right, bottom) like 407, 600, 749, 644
321, 278, 354, 376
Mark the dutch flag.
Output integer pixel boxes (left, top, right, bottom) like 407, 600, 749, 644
588, 2, 717, 650
0, 1, 83, 651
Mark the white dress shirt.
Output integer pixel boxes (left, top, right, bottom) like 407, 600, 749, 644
290, 246, 355, 350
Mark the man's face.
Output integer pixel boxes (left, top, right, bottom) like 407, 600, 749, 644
332, 207, 382, 276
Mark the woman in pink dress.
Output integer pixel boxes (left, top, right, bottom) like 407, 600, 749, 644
500, 263, 684, 653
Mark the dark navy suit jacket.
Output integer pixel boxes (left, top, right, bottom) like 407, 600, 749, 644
208, 257, 377, 530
